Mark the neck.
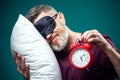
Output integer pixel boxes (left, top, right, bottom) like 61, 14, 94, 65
63, 30, 82, 52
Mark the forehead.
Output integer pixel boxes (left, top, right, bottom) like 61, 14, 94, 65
33, 12, 50, 23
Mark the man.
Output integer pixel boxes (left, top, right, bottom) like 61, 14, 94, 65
14, 4, 120, 80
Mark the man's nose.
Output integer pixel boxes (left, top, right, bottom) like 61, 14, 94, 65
46, 33, 52, 39
46, 33, 52, 43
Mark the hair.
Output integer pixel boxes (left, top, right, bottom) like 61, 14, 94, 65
26, 4, 58, 23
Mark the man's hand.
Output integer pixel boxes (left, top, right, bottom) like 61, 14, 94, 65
81, 29, 120, 79
14, 52, 30, 80
81, 29, 111, 51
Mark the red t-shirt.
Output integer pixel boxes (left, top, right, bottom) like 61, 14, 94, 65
54, 35, 118, 80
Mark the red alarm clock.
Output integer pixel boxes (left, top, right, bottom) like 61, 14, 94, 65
69, 40, 93, 69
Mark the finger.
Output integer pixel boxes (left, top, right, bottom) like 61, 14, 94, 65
81, 30, 96, 42
81, 29, 100, 42
81, 31, 90, 42
85, 32, 99, 42
16, 54, 23, 75
16, 54, 22, 65
17, 58, 28, 78
21, 58, 26, 74
88, 37, 100, 43
17, 64, 22, 75
25, 65, 30, 79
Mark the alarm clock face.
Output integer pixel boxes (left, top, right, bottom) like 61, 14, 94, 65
71, 48, 91, 68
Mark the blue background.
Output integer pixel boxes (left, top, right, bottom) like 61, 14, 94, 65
0, 0, 120, 79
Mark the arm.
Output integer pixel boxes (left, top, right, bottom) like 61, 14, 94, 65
103, 44, 120, 79
81, 29, 120, 79
14, 52, 30, 80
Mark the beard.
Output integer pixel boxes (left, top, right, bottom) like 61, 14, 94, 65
51, 29, 68, 51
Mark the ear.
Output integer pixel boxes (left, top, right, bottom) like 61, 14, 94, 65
57, 12, 66, 24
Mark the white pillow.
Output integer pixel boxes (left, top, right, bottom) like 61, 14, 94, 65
10, 14, 62, 80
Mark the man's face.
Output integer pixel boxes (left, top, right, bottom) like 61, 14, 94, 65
34, 12, 68, 51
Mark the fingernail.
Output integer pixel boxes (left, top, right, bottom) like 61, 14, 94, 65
18, 54, 20, 57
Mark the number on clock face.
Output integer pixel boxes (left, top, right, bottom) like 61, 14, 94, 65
72, 48, 90, 67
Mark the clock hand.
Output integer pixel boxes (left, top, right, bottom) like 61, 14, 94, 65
81, 57, 83, 61
82, 54, 85, 57
80, 57, 83, 61
80, 54, 85, 62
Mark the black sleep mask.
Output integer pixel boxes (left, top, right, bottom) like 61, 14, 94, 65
34, 14, 58, 38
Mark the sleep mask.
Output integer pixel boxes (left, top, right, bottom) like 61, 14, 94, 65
34, 14, 58, 38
